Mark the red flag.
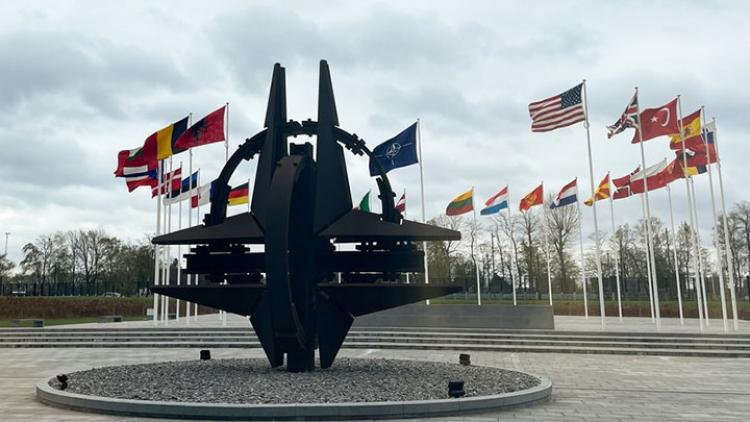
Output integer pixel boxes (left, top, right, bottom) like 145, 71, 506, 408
395, 192, 406, 213
631, 98, 679, 143
173, 106, 226, 150
612, 167, 639, 200
519, 184, 544, 212
114, 136, 158, 176
151, 168, 182, 197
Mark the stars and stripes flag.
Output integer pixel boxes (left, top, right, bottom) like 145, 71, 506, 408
607, 93, 639, 139
528, 83, 586, 132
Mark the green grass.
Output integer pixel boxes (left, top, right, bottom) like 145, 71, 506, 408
0, 316, 145, 327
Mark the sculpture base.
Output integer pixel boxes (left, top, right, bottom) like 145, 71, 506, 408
37, 358, 551, 420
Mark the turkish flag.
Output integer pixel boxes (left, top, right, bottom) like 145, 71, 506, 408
631, 98, 679, 143
519, 184, 544, 212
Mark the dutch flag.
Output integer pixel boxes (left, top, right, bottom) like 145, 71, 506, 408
480, 186, 509, 215
550, 179, 578, 209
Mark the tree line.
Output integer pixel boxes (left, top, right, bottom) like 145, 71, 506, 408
0, 230, 154, 296
424, 199, 750, 301
0, 201, 749, 300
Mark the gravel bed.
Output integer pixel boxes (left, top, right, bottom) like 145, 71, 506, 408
50, 357, 540, 404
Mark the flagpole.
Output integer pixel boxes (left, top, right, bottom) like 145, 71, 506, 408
634, 87, 661, 329
194, 170, 200, 321
164, 157, 173, 326
639, 193, 655, 321
417, 119, 430, 304
507, 187, 517, 306
185, 116, 192, 325
677, 95, 704, 332
575, 181, 589, 319
176, 160, 183, 322
542, 194, 553, 307
472, 188, 481, 306
404, 189, 411, 285
607, 180, 623, 320
700, 108, 728, 332
152, 160, 163, 325
582, 80, 606, 329
667, 184, 685, 324
689, 176, 710, 325
222, 103, 230, 326
712, 117, 739, 330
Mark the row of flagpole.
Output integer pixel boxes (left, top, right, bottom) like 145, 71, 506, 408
434, 83, 739, 332
150, 105, 230, 325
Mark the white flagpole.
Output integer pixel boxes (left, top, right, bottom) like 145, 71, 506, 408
185, 113, 193, 324
472, 190, 481, 306
417, 119, 430, 304
176, 160, 183, 322
676, 96, 704, 332
404, 189, 411, 285
607, 181, 623, 320
689, 177, 710, 325
163, 157, 173, 326
640, 193, 655, 322
702, 109, 728, 332
576, 183, 589, 319
582, 81, 606, 328
152, 160, 163, 325
194, 170, 200, 321
634, 87, 661, 329
712, 118, 739, 330
666, 184, 684, 324
507, 187, 517, 306
222, 102, 230, 326
543, 204, 553, 307
541, 183, 553, 307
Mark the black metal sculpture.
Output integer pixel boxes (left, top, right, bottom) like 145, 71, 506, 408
151, 61, 461, 372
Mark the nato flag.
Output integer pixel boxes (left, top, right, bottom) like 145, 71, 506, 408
369, 122, 419, 176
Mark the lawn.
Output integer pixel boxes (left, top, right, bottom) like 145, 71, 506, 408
0, 316, 146, 327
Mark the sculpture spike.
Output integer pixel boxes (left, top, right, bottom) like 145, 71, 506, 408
253, 63, 288, 225
314, 60, 352, 232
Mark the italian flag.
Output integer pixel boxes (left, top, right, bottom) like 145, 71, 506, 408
355, 191, 370, 212
446, 188, 474, 216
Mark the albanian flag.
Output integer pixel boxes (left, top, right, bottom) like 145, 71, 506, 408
174, 105, 226, 150
632, 98, 679, 143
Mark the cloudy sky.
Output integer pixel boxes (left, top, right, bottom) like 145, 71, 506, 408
0, 0, 748, 264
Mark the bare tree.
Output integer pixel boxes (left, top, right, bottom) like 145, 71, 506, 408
545, 200, 580, 293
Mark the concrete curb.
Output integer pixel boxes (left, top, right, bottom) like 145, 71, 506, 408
36, 375, 552, 420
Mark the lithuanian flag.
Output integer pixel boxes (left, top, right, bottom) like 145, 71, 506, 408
446, 188, 474, 216
228, 182, 249, 206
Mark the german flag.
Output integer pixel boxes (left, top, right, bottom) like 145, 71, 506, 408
228, 182, 249, 206
446, 188, 473, 216
584, 173, 610, 206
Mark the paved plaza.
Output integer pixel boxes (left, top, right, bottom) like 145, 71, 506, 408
2, 314, 749, 421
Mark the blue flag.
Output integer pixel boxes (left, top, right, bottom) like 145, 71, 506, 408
369, 122, 419, 176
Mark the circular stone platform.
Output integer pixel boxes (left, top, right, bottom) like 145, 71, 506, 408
37, 358, 552, 420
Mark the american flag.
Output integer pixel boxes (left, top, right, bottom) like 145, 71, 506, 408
607, 93, 639, 139
528, 83, 586, 132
